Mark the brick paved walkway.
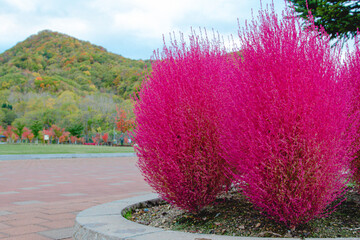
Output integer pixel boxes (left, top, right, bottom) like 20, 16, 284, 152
0, 157, 151, 239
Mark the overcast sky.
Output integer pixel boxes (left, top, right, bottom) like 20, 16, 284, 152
0, 0, 287, 60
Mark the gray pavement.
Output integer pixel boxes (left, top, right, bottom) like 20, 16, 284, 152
0, 152, 136, 161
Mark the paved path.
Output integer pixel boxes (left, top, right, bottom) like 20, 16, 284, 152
0, 157, 152, 239
0, 153, 136, 161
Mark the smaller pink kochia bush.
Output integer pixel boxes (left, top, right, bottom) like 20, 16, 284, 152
221, 7, 357, 227
343, 35, 360, 190
133, 32, 231, 212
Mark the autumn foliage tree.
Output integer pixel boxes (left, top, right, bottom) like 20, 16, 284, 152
42, 128, 55, 143
58, 131, 70, 143
115, 107, 134, 133
92, 133, 100, 145
102, 132, 109, 144
22, 127, 31, 142
70, 136, 77, 144
133, 31, 232, 212
221, 7, 357, 227
28, 133, 34, 142
51, 124, 65, 144
3, 126, 13, 142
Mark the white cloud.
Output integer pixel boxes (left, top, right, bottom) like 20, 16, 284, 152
113, 8, 173, 38
0, 0, 287, 59
42, 18, 90, 38
0, 14, 41, 45
87, 0, 254, 37
3, 0, 41, 12
0, 14, 18, 35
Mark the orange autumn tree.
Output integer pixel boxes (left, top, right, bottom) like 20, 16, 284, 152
92, 134, 100, 145
51, 125, 65, 144
28, 133, 34, 143
59, 131, 70, 143
115, 107, 134, 133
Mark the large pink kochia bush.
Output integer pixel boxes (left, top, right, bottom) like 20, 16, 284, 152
222, 8, 357, 227
133, 32, 231, 212
343, 35, 360, 190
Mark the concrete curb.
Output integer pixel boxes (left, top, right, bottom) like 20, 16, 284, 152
0, 153, 136, 161
74, 194, 358, 240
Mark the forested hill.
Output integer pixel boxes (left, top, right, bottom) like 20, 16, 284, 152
0, 30, 150, 98
0, 30, 150, 135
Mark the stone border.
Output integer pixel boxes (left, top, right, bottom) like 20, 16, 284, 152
74, 194, 360, 240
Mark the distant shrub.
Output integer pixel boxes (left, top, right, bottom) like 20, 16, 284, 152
133, 32, 232, 212
84, 142, 96, 146
222, 7, 356, 227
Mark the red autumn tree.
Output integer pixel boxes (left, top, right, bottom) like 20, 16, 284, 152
115, 107, 134, 133
92, 133, 100, 145
102, 133, 109, 144
22, 127, 31, 142
3, 126, 13, 142
70, 136, 77, 144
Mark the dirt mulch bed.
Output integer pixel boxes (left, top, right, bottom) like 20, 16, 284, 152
126, 188, 360, 238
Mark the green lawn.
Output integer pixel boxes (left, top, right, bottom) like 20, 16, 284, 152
0, 144, 134, 155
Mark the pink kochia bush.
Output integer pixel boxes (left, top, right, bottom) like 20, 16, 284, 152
133, 32, 232, 212
221, 8, 357, 227
343, 35, 360, 190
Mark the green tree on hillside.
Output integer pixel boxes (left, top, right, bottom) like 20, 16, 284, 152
67, 123, 84, 138
30, 120, 43, 141
13, 119, 26, 140
2, 109, 16, 126
1, 103, 12, 110
289, 0, 360, 40
0, 109, 5, 126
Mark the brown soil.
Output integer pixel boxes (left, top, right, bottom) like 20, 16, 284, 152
126, 187, 360, 238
